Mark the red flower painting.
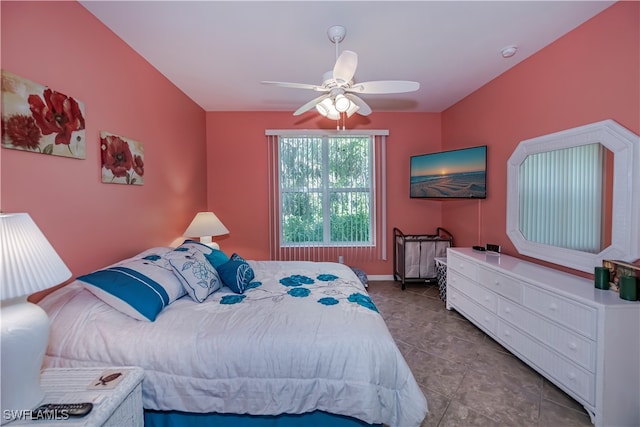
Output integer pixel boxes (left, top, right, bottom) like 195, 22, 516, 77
1, 70, 86, 158
100, 131, 144, 185
3, 115, 41, 150
28, 88, 85, 147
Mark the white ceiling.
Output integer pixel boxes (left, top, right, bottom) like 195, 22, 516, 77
80, 1, 615, 114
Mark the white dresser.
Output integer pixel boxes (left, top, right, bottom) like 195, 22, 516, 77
446, 248, 639, 427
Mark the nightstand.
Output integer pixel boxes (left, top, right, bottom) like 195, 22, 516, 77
8, 367, 143, 427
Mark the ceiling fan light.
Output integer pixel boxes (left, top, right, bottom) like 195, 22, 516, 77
316, 98, 332, 116
326, 108, 340, 120
334, 94, 350, 112
346, 102, 360, 117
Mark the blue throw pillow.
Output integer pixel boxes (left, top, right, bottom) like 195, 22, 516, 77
207, 248, 230, 268
217, 254, 255, 294
79, 252, 186, 322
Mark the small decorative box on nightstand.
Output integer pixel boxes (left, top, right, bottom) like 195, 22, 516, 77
9, 367, 143, 427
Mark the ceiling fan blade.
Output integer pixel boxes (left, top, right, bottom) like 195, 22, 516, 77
348, 80, 420, 94
333, 50, 358, 85
293, 94, 331, 116
345, 94, 372, 116
261, 81, 325, 91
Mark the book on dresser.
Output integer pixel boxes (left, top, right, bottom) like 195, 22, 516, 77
445, 247, 640, 427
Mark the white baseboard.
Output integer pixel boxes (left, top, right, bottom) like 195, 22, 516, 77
367, 274, 395, 281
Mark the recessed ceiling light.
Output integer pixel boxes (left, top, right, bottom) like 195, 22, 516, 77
501, 45, 518, 58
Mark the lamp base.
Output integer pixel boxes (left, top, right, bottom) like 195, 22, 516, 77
199, 236, 220, 250
1, 299, 49, 424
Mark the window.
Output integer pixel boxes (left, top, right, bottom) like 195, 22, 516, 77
279, 135, 372, 246
267, 130, 388, 262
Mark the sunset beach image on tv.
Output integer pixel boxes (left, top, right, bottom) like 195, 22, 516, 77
410, 145, 487, 199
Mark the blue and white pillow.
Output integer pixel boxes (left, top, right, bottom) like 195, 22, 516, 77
217, 253, 255, 294
79, 250, 186, 322
176, 239, 230, 268
167, 249, 222, 302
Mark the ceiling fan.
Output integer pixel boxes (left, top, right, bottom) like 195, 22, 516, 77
261, 25, 420, 120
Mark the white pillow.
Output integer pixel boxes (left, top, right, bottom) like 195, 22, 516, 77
79, 250, 186, 321
167, 249, 222, 302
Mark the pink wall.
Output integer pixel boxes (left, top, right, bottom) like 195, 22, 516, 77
441, 1, 639, 276
206, 112, 442, 275
208, 1, 638, 278
3, 1, 635, 285
1, 1, 208, 290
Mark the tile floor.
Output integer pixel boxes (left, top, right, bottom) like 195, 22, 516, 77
366, 280, 593, 427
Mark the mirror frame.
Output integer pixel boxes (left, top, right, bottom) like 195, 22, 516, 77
507, 120, 639, 273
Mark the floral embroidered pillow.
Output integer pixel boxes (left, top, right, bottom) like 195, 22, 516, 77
167, 249, 222, 302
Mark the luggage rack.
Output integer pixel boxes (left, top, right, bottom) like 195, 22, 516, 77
393, 227, 453, 290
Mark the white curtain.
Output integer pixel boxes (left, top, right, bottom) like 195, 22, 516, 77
519, 143, 605, 253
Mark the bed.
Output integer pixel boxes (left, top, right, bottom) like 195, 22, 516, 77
38, 243, 428, 427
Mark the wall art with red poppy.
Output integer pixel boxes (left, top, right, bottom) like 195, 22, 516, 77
100, 131, 144, 185
1, 70, 86, 159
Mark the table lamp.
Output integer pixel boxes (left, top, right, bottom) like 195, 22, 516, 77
1, 213, 71, 424
183, 211, 229, 249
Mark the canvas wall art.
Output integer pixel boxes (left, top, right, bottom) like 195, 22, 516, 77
1, 70, 86, 159
100, 131, 144, 185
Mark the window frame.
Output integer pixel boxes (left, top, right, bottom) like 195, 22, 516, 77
278, 134, 375, 248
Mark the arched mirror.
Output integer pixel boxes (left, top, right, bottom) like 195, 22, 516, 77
507, 120, 639, 273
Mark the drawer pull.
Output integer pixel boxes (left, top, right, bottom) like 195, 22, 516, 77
568, 342, 578, 351
567, 372, 577, 381
504, 307, 512, 314
484, 296, 490, 302
494, 280, 500, 286
484, 316, 490, 323
549, 303, 558, 311
503, 330, 511, 338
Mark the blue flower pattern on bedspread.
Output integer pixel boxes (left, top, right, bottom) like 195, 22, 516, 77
288, 287, 311, 298
142, 255, 162, 261
347, 293, 378, 312
245, 281, 262, 290
318, 297, 339, 306
220, 294, 246, 304
317, 274, 338, 281
211, 269, 376, 313
279, 275, 315, 287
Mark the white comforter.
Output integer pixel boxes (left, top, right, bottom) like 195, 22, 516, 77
40, 260, 427, 427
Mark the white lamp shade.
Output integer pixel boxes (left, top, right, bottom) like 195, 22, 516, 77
0, 213, 71, 300
183, 212, 229, 239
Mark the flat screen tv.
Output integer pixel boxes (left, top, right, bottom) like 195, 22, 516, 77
410, 145, 487, 199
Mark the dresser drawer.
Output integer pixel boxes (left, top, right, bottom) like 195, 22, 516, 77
448, 270, 497, 313
497, 321, 595, 405
448, 288, 498, 335
477, 266, 524, 303
524, 286, 597, 339
447, 253, 477, 281
497, 298, 596, 372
